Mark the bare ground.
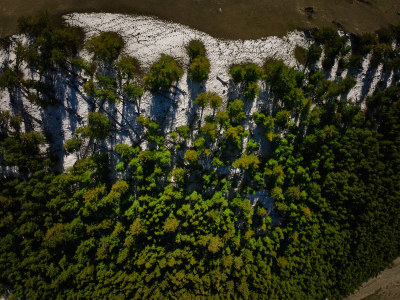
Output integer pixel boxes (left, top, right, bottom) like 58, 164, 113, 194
345, 257, 400, 300
1, 0, 400, 39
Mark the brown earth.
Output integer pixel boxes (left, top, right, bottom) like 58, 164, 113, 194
1, 0, 400, 39
345, 257, 400, 300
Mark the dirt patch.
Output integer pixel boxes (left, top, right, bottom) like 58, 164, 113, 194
0, 0, 400, 39
345, 257, 400, 300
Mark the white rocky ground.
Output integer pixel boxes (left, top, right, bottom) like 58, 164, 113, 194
0, 13, 398, 174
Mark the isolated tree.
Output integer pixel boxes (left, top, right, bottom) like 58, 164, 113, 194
143, 54, 183, 89
187, 40, 206, 59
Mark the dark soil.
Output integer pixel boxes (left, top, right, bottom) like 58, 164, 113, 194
1, 0, 400, 39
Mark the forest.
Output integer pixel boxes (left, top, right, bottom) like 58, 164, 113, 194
0, 12, 400, 299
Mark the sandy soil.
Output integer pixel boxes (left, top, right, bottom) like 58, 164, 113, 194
345, 257, 400, 300
1, 0, 400, 39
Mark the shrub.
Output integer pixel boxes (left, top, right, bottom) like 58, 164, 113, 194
85, 32, 124, 61
63, 137, 82, 154
187, 40, 206, 59
306, 44, 322, 65
114, 55, 140, 80
143, 55, 183, 89
77, 112, 111, 140
188, 56, 210, 82
184, 149, 200, 164
177, 126, 190, 139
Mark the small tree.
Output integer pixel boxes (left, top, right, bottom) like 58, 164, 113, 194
143, 55, 183, 90
177, 125, 190, 140
63, 137, 82, 154
123, 83, 143, 113
184, 149, 200, 164
227, 99, 245, 124
232, 153, 261, 171
188, 56, 210, 82
230, 64, 263, 99
187, 40, 206, 60
77, 112, 112, 140
306, 44, 322, 65
209, 93, 222, 114
114, 55, 140, 81
195, 92, 210, 120
0, 68, 19, 93
85, 32, 124, 61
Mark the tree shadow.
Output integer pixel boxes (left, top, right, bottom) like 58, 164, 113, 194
186, 76, 204, 129
148, 88, 179, 131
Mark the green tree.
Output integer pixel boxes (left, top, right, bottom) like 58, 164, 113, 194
188, 56, 210, 82
187, 40, 206, 59
143, 55, 183, 89
114, 55, 140, 81
77, 112, 112, 140
85, 32, 124, 61
184, 149, 200, 164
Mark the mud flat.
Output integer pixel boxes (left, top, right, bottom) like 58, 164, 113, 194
1, 0, 400, 39
345, 257, 400, 300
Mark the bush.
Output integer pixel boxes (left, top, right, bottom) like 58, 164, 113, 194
184, 149, 200, 164
230, 64, 263, 99
77, 112, 111, 140
85, 32, 124, 61
17, 11, 49, 37
63, 137, 82, 154
143, 55, 183, 89
114, 55, 140, 80
243, 81, 259, 99
189, 56, 210, 82
177, 126, 190, 139
230, 65, 245, 83
187, 40, 206, 60
307, 44, 322, 65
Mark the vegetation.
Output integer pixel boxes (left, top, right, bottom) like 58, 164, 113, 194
187, 40, 210, 82
85, 32, 124, 61
144, 54, 184, 89
230, 63, 264, 99
186, 39, 206, 59
188, 56, 210, 82
0, 13, 400, 300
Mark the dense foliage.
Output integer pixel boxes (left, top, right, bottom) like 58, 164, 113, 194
187, 40, 210, 82
0, 14, 400, 299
